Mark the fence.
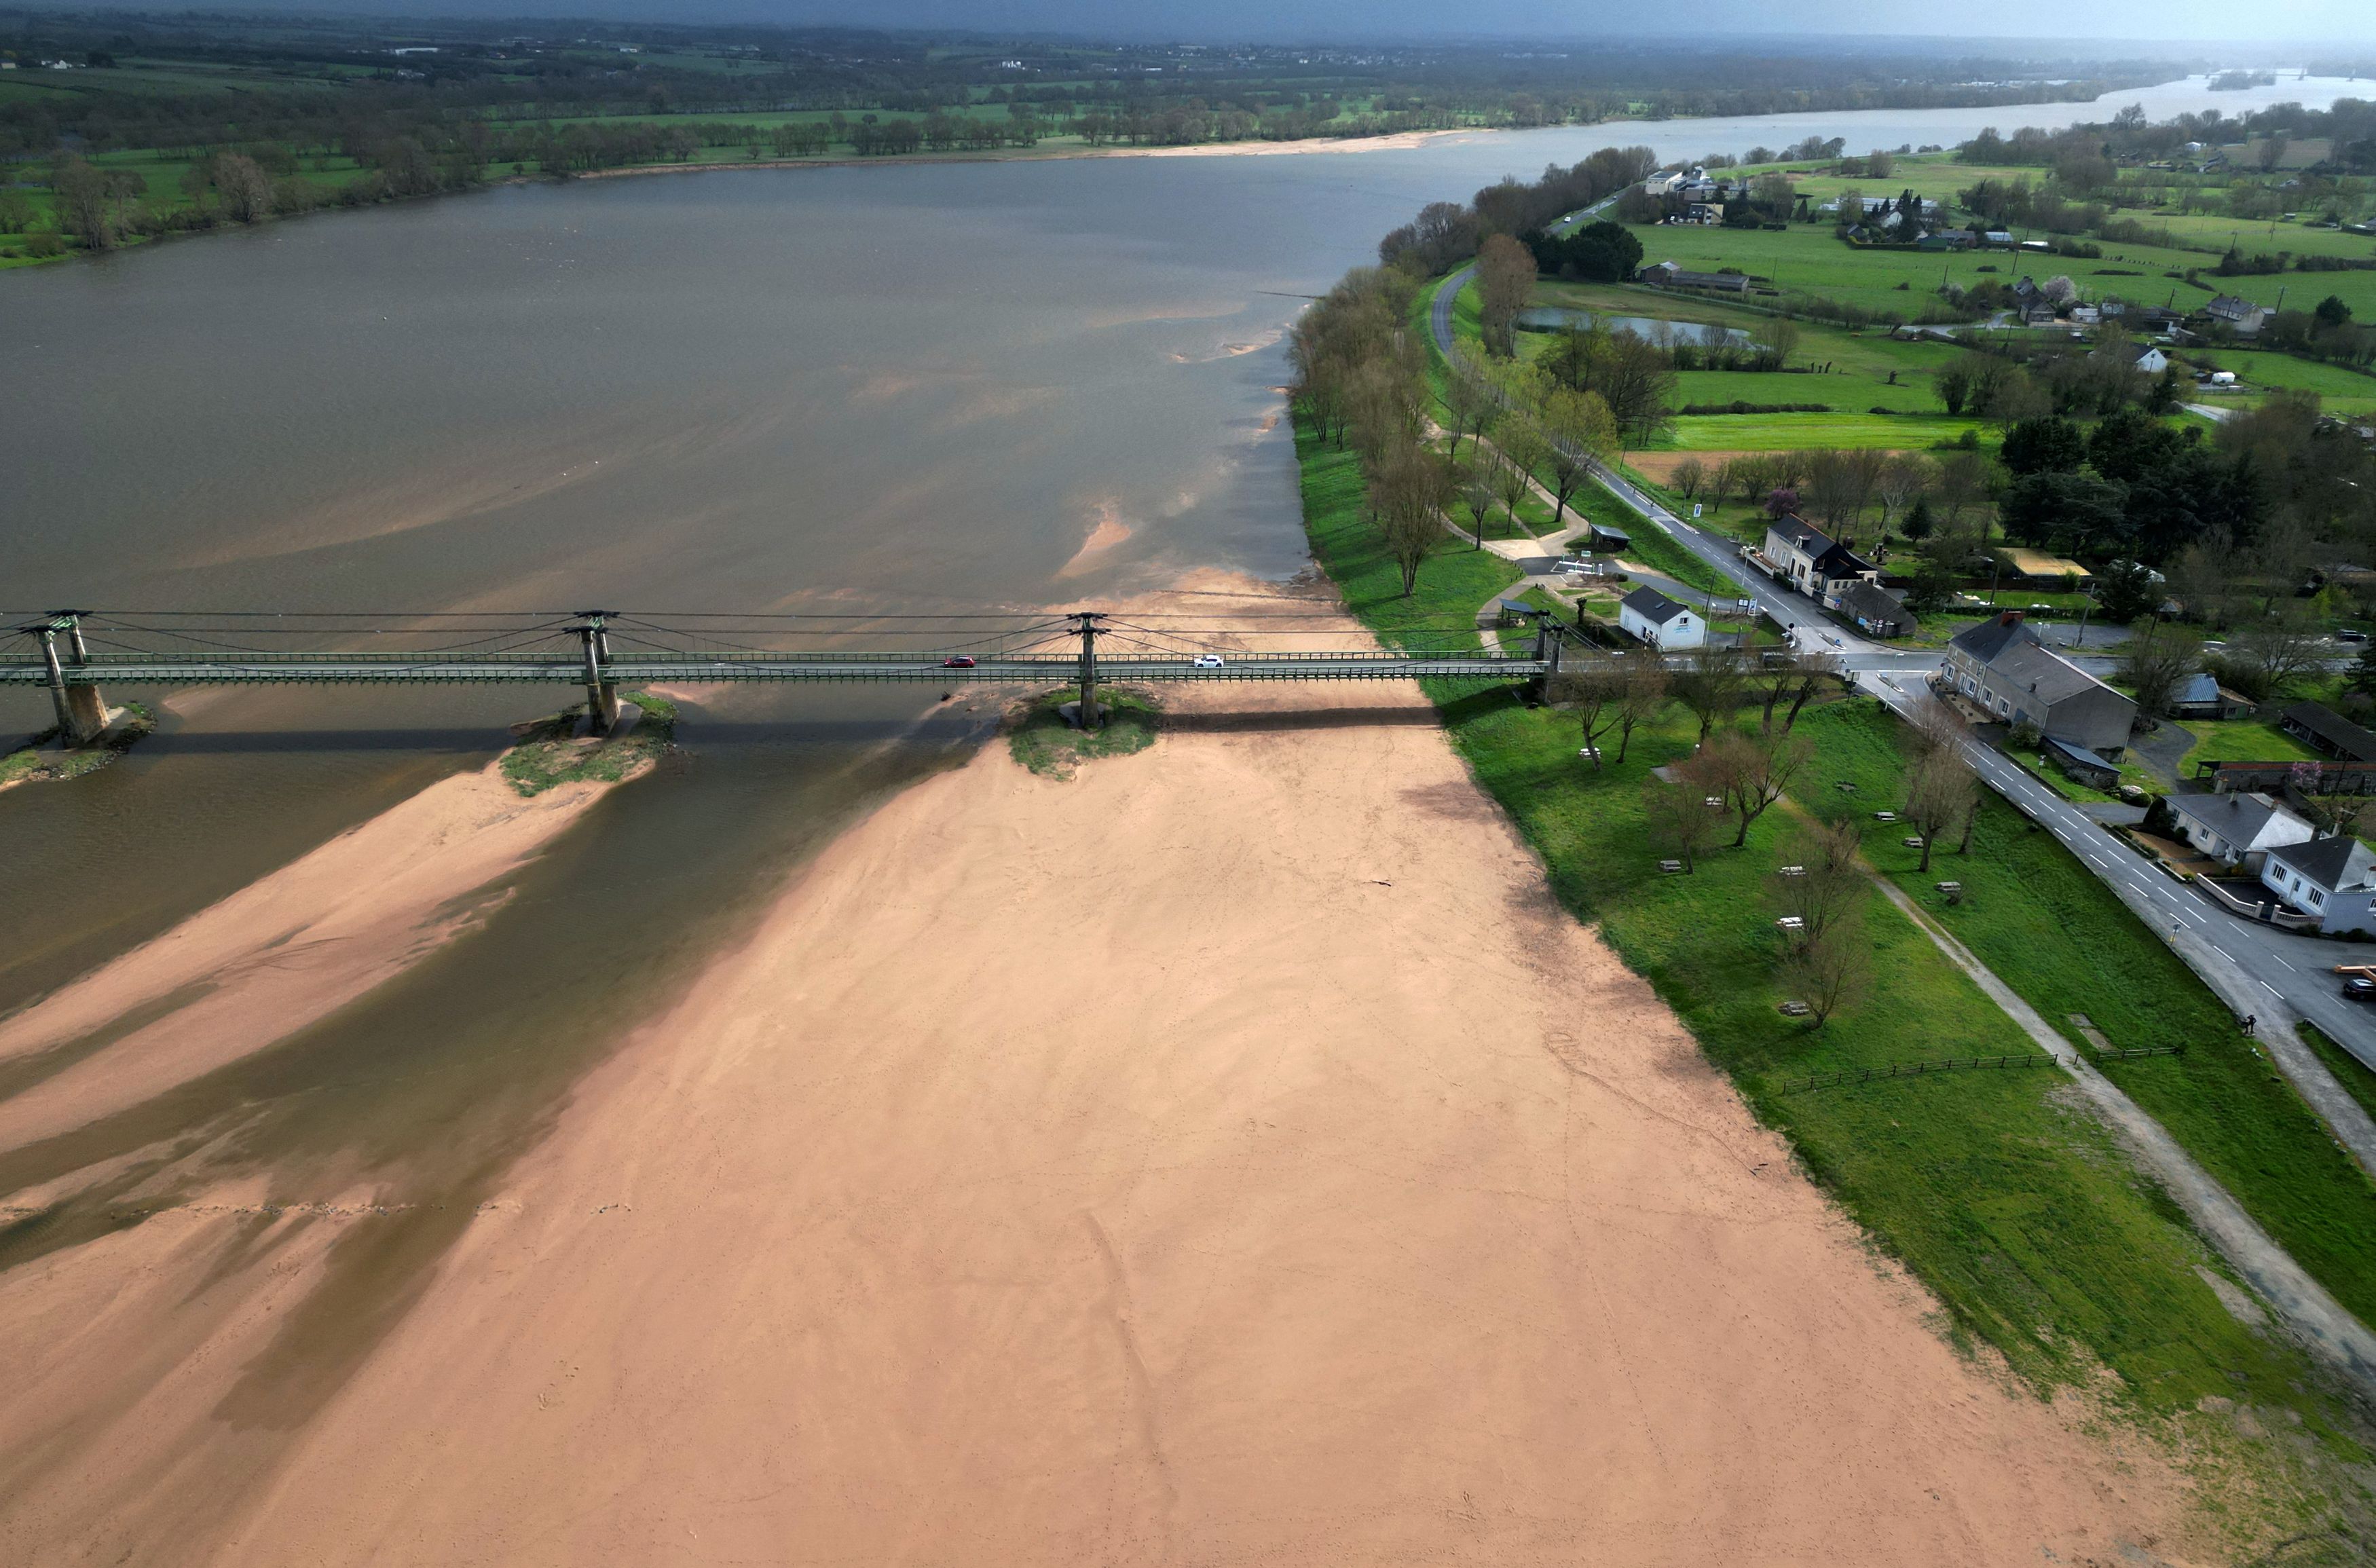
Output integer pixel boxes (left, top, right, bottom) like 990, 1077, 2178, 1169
1777, 1053, 2056, 1094
2094, 1045, 2187, 1062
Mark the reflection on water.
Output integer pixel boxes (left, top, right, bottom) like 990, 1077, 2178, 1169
0, 69, 2358, 1379
1517, 307, 1753, 346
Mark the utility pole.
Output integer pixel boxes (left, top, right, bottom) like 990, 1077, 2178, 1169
1072, 610, 1105, 728
572, 611, 620, 734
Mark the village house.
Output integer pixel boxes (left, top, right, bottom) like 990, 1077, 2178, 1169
2167, 790, 2316, 872
2199, 295, 2268, 336
2108, 341, 2170, 375
1758, 518, 1878, 600
1942, 611, 2137, 758
2261, 836, 2376, 935
1617, 586, 1706, 650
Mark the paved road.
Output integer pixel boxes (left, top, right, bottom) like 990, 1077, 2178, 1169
1426, 270, 2376, 1127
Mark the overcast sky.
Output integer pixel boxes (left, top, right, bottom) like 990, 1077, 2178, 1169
451, 0, 2372, 46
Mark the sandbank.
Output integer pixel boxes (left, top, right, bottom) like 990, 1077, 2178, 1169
0, 758, 621, 1153
0, 583, 2187, 1565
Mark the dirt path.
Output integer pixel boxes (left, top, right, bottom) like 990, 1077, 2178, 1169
1876, 878, 2376, 1396
0, 584, 2194, 1566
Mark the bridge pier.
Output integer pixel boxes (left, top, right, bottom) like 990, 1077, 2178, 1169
574, 612, 622, 735
35, 614, 109, 747
1072, 610, 1105, 729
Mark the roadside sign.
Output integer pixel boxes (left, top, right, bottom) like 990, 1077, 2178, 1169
1692, 503, 1703, 518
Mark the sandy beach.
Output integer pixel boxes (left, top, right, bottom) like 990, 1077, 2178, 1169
0, 584, 2190, 1565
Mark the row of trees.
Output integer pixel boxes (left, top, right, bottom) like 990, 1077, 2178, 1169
1667, 447, 1986, 545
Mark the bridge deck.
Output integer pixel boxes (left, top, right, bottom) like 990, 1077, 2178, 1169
0, 652, 1547, 686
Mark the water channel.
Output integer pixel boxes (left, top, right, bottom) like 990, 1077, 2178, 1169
0, 71, 2362, 1257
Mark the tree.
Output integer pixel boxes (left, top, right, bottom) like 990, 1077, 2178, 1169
1371, 437, 1452, 597
51, 155, 116, 248
1613, 658, 1671, 762
1475, 232, 1537, 357
1781, 900, 1872, 1026
1536, 388, 1617, 527
1933, 451, 1989, 530
1493, 424, 1546, 529
1457, 459, 1500, 550
1904, 744, 1980, 872
1775, 817, 1867, 947
1645, 766, 1724, 872
2316, 295, 2354, 329
210, 153, 275, 224
2229, 612, 2323, 699
1756, 650, 1842, 733
2119, 619, 2204, 723
1749, 316, 1800, 371
1705, 724, 1813, 846
1553, 658, 1626, 767
1669, 456, 1708, 505
2092, 559, 2162, 622
1875, 455, 1933, 538
1442, 369, 1497, 460
2001, 415, 2087, 476
1673, 645, 1749, 743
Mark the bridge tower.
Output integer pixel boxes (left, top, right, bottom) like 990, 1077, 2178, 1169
571, 612, 622, 734
1071, 610, 1106, 728
27, 612, 110, 747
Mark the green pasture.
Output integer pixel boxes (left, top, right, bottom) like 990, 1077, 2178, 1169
1297, 408, 2374, 1501
1662, 409, 1988, 451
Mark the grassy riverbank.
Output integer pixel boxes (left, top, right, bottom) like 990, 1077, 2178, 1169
1296, 409, 2374, 1533
500, 693, 675, 796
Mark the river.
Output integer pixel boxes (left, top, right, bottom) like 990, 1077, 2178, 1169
0, 71, 2363, 1265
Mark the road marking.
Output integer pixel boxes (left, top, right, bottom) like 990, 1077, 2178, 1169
2272, 954, 2297, 972
2263, 982, 2283, 996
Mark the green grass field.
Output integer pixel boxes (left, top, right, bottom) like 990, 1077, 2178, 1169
1297, 411, 2376, 1507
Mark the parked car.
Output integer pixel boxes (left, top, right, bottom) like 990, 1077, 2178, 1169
2339, 629, 2368, 645
1192, 654, 1225, 669
941, 655, 976, 668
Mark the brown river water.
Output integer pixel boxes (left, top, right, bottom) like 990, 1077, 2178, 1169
0, 74, 2357, 1343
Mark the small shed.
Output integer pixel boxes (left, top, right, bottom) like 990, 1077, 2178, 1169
2043, 737, 2120, 789
1586, 523, 1633, 554
2167, 673, 2252, 721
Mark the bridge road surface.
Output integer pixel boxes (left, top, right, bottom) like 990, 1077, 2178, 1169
1427, 267, 2376, 1092
0, 651, 1552, 688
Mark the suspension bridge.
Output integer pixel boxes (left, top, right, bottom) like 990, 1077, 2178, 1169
7, 609, 1571, 745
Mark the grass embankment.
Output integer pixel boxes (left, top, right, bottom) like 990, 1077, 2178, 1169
2299, 1023, 2376, 1129
1006, 686, 1161, 779
1813, 700, 2376, 1334
500, 692, 676, 796
1297, 411, 2374, 1506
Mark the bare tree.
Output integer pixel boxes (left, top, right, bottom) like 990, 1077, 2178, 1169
1903, 745, 1980, 872
1669, 456, 1709, 506
1782, 903, 1872, 1026
2231, 611, 2323, 699
1371, 438, 1453, 597
1614, 658, 1671, 762
1493, 422, 1549, 532
1706, 725, 1814, 846
1553, 658, 1626, 768
1457, 458, 1500, 550
1475, 232, 1538, 357
1442, 368, 1498, 460
1646, 762, 1724, 871
1756, 649, 1842, 733
1874, 454, 1933, 538
1775, 817, 1867, 946
2117, 620, 2203, 721
1933, 451, 1989, 531
1672, 645, 1749, 743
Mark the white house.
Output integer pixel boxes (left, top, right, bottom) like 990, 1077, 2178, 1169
2166, 791, 2316, 872
1618, 586, 1705, 650
2261, 837, 2376, 935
